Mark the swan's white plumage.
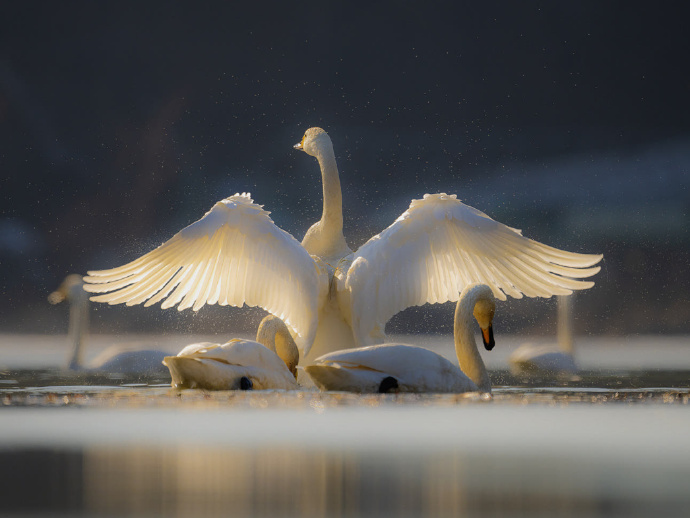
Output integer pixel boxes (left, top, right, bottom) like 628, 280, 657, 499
306, 344, 478, 393
163, 314, 300, 390
509, 344, 577, 375
164, 339, 298, 391
84, 128, 602, 360
343, 193, 601, 345
85, 194, 328, 354
509, 294, 578, 376
306, 283, 496, 393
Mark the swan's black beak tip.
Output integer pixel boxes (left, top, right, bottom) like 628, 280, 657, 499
482, 326, 495, 351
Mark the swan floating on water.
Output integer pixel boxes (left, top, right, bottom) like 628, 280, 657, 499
305, 283, 496, 393
49, 274, 169, 375
163, 315, 299, 390
508, 294, 578, 377
83, 127, 603, 363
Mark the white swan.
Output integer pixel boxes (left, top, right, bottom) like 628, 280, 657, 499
83, 127, 603, 364
48, 274, 169, 375
163, 315, 299, 390
508, 295, 578, 376
305, 283, 496, 393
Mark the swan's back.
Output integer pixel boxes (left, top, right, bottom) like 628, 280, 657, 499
306, 343, 478, 393
164, 339, 298, 390
509, 344, 577, 375
90, 346, 169, 375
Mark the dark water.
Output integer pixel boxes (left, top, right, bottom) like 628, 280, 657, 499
1, 369, 689, 518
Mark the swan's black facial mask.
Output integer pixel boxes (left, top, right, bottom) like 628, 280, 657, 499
482, 326, 495, 351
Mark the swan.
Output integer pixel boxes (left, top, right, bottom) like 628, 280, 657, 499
163, 315, 300, 390
83, 127, 603, 364
508, 294, 578, 376
48, 274, 169, 375
304, 283, 496, 393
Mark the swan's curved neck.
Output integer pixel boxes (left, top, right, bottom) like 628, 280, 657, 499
256, 316, 299, 375
454, 289, 491, 393
256, 322, 277, 352
67, 296, 89, 370
315, 145, 344, 231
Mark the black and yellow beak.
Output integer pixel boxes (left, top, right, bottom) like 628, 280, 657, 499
481, 325, 495, 351
294, 135, 305, 150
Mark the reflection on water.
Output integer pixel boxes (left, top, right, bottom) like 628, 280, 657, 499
2, 438, 689, 518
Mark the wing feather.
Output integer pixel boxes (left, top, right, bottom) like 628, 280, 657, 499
84, 193, 326, 352
342, 193, 602, 345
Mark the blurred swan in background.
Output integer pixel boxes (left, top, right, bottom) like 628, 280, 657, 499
163, 315, 299, 390
305, 283, 496, 393
508, 295, 578, 377
83, 127, 603, 364
49, 274, 168, 375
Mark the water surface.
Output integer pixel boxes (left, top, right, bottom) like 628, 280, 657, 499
1, 334, 689, 518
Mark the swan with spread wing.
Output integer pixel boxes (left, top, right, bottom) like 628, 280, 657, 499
84, 127, 602, 363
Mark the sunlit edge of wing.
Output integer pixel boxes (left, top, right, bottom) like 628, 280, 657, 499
83, 193, 325, 353
342, 193, 603, 344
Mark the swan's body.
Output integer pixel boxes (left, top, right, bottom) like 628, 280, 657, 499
83, 127, 603, 364
305, 284, 496, 393
509, 295, 578, 376
163, 315, 299, 390
49, 274, 169, 375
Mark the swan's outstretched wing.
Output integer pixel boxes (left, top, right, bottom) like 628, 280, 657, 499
342, 193, 602, 345
83, 193, 327, 353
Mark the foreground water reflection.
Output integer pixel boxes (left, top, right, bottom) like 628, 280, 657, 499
2, 371, 690, 518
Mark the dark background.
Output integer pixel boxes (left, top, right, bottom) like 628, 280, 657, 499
1, 1, 688, 338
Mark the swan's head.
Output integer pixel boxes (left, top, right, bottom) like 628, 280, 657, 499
256, 315, 300, 378
294, 127, 333, 158
48, 274, 86, 305
468, 284, 496, 351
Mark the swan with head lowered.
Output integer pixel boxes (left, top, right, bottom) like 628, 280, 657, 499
305, 283, 496, 393
49, 274, 169, 375
83, 127, 603, 364
163, 315, 299, 390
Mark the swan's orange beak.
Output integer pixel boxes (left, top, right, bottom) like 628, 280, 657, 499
294, 136, 305, 151
482, 325, 495, 351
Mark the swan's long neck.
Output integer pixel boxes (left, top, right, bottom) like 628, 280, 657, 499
316, 145, 344, 235
67, 293, 89, 370
256, 319, 277, 352
301, 142, 351, 263
454, 287, 492, 393
557, 294, 574, 355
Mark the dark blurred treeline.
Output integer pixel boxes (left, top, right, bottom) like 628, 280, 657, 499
1, 2, 688, 336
